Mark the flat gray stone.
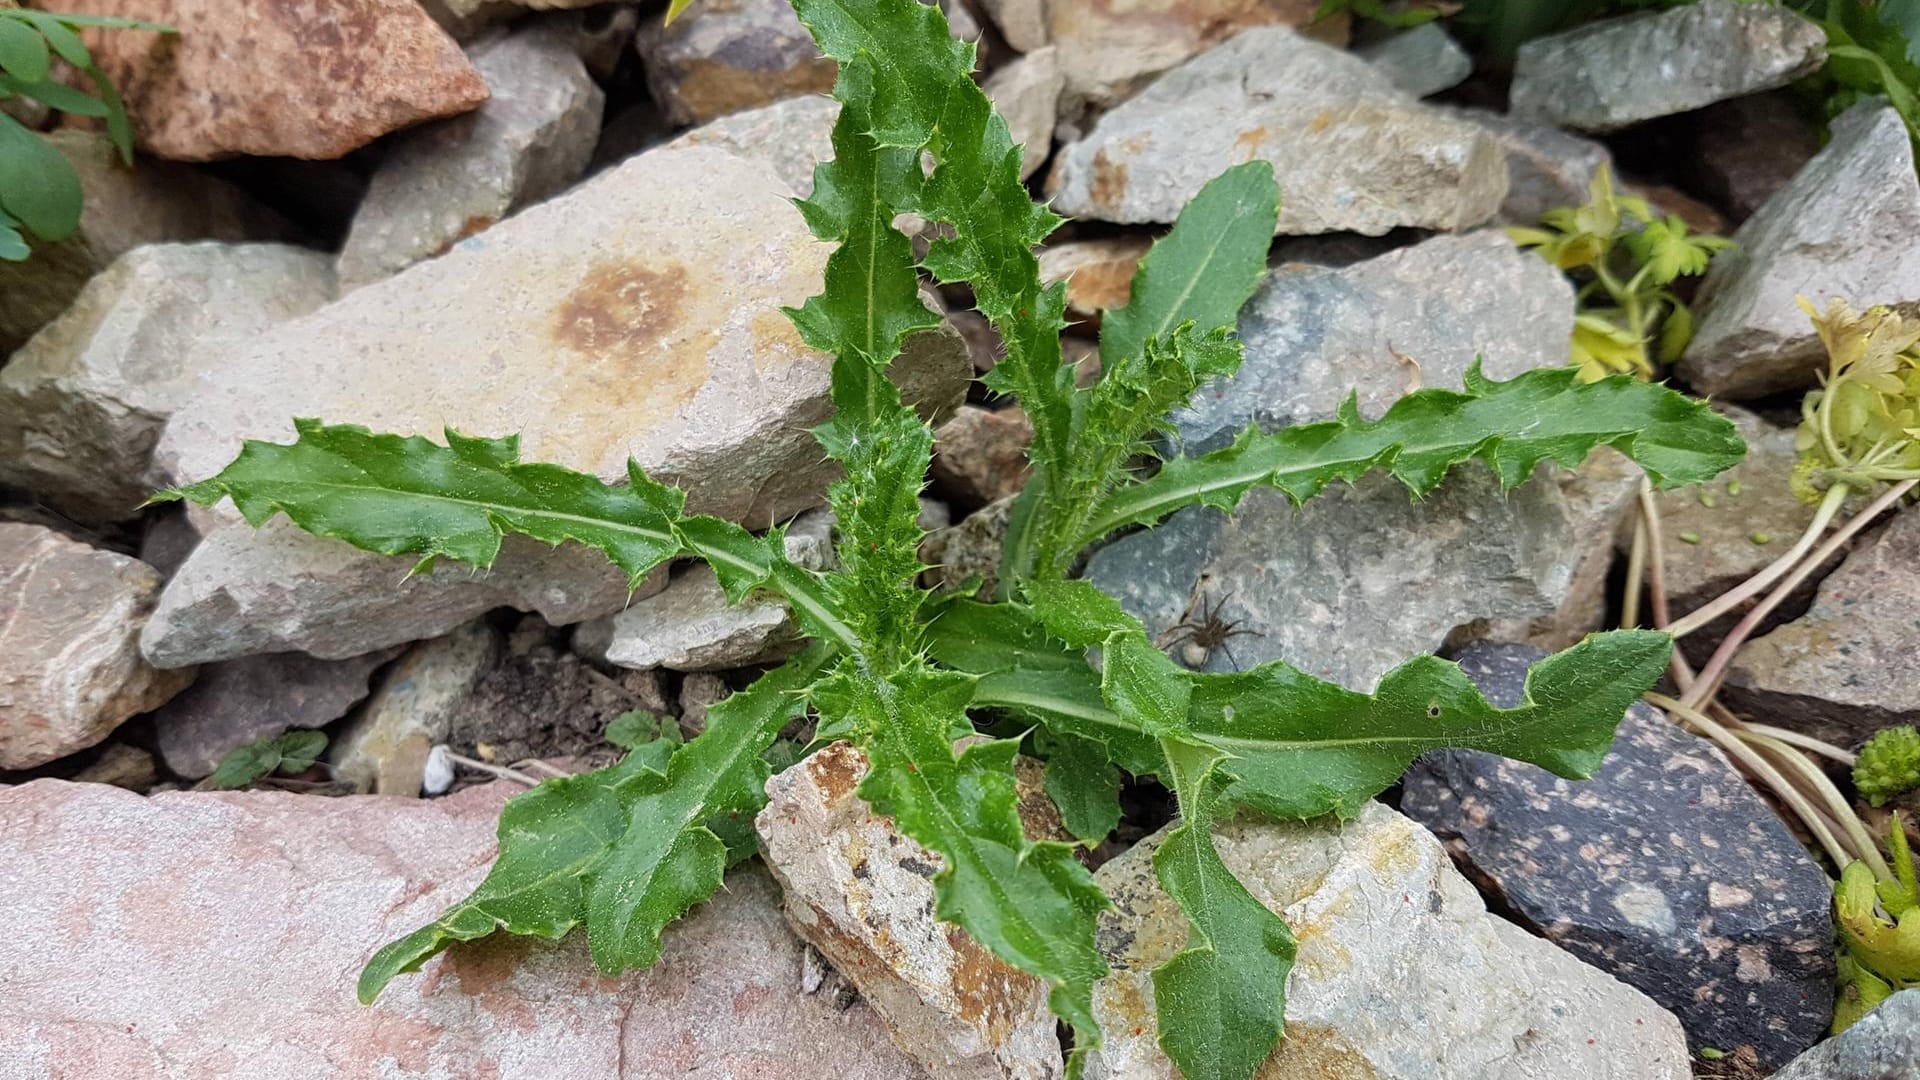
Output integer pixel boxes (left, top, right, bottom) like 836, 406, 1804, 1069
0, 243, 335, 524
0, 779, 928, 1079
665, 94, 838, 197
1083, 802, 1691, 1080
0, 132, 288, 353
1509, 0, 1825, 133
0, 524, 192, 770
336, 25, 605, 289
1403, 642, 1835, 1070
1084, 462, 1632, 692
152, 648, 402, 779
1770, 990, 1920, 1080
1358, 23, 1471, 98
1450, 107, 1613, 226
635, 0, 838, 127
146, 144, 968, 666
1724, 504, 1920, 750
1682, 104, 1920, 399
1048, 27, 1506, 235
1173, 231, 1573, 452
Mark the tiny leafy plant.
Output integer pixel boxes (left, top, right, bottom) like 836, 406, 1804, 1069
161, 0, 1744, 1074
1510, 164, 1732, 383
1833, 813, 1918, 1030
1856, 726, 1920, 807
208, 730, 329, 790
0, 9, 169, 261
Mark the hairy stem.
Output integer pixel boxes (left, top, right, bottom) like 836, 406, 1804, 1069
1666, 483, 1850, 640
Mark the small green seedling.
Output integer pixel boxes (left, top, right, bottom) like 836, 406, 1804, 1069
208, 730, 329, 790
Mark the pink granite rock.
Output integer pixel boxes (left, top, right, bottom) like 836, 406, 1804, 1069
0, 780, 927, 1080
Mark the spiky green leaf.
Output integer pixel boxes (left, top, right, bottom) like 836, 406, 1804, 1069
159, 419, 856, 654
1078, 364, 1746, 548
1004, 162, 1280, 587
1035, 730, 1123, 844
1151, 739, 1295, 1080
358, 752, 646, 1003
358, 647, 826, 1003
584, 646, 827, 973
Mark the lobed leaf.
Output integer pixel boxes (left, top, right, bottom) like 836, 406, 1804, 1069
1150, 740, 1294, 1080
1078, 364, 1746, 549
358, 647, 827, 1003
584, 646, 828, 973
1028, 577, 1293, 1080
159, 419, 857, 654
937, 593, 1677, 821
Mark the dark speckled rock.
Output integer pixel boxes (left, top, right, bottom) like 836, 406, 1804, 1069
1401, 641, 1835, 1070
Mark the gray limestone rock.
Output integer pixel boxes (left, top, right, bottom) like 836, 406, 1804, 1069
327, 620, 504, 793
0, 243, 335, 524
758, 742, 1067, 1080
1403, 641, 1836, 1069
1083, 802, 1691, 1079
1681, 104, 1920, 399
664, 93, 838, 197
1083, 463, 1630, 692
336, 26, 605, 288
635, 0, 838, 127
1044, 0, 1324, 108
1173, 231, 1574, 452
1449, 107, 1614, 226
1723, 505, 1920, 750
1509, 0, 1826, 133
1357, 23, 1471, 99
984, 46, 1063, 181
1049, 27, 1506, 236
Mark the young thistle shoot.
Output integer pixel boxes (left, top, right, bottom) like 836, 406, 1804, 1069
1510, 164, 1732, 382
159, 0, 1747, 1077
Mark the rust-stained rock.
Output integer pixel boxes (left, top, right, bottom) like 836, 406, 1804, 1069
931, 405, 1034, 508
0, 779, 930, 1079
758, 742, 1068, 1080
0, 524, 192, 770
56, 0, 489, 161
143, 144, 969, 666
1038, 236, 1150, 317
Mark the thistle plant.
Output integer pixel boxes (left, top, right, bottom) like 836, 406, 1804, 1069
161, 0, 1745, 1074
1510, 164, 1732, 382
0, 8, 170, 260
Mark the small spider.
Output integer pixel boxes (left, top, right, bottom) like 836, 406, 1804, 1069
1156, 583, 1261, 671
